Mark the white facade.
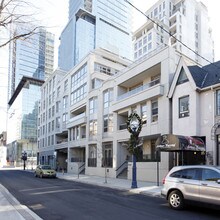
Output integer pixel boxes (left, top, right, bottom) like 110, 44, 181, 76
133, 0, 214, 66
168, 58, 220, 166
39, 46, 182, 182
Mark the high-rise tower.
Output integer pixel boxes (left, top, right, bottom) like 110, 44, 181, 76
7, 27, 55, 166
133, 0, 214, 66
58, 0, 133, 71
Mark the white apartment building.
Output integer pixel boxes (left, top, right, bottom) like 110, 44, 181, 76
39, 46, 181, 182
133, 0, 214, 66
38, 48, 132, 172
38, 45, 220, 182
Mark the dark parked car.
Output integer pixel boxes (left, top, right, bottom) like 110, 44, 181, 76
161, 165, 220, 210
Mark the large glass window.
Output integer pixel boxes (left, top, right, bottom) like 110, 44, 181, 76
70, 64, 87, 105
179, 96, 189, 118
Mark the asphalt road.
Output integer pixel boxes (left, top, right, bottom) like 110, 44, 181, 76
0, 170, 219, 220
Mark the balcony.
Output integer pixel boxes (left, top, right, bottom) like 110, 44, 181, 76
67, 113, 87, 128
55, 139, 68, 149
113, 82, 164, 112
117, 79, 160, 101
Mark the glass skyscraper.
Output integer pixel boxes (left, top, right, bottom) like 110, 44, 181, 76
58, 0, 133, 71
7, 27, 54, 167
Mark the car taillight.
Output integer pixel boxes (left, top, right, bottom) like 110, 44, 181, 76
162, 173, 168, 184
162, 177, 166, 185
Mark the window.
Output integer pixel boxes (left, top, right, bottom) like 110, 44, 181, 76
103, 89, 113, 109
89, 120, 97, 136
102, 144, 113, 168
177, 68, 188, 85
48, 108, 51, 119
56, 117, 60, 128
216, 90, 220, 115
62, 113, 67, 123
179, 96, 189, 118
52, 105, 55, 117
56, 101, 61, 113
143, 36, 147, 45
92, 78, 103, 89
148, 42, 152, 50
89, 97, 98, 114
202, 169, 220, 181
148, 32, 152, 41
70, 64, 87, 104
57, 86, 60, 98
64, 79, 68, 92
103, 114, 113, 132
141, 104, 147, 121
151, 100, 158, 122
134, 43, 137, 51
170, 168, 199, 180
63, 96, 68, 109
138, 40, 142, 48
51, 120, 54, 131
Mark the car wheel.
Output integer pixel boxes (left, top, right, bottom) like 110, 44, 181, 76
168, 190, 184, 210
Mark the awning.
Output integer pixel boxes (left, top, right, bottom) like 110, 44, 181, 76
156, 134, 206, 152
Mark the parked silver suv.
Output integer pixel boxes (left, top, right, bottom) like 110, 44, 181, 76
161, 165, 220, 210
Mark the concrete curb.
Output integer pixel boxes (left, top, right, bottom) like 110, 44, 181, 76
0, 184, 42, 220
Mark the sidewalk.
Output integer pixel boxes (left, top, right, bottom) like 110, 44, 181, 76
0, 168, 162, 220
56, 172, 162, 197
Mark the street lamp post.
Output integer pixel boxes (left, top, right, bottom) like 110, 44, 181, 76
21, 151, 27, 170
127, 112, 142, 189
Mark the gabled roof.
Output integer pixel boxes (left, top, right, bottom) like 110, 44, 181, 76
188, 61, 220, 88
168, 58, 220, 98
168, 57, 197, 98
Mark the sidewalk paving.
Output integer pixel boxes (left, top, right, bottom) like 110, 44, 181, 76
0, 168, 162, 220
56, 172, 162, 197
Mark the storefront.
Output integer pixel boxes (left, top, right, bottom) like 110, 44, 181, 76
156, 134, 206, 168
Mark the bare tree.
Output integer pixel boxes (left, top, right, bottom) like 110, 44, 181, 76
0, 0, 42, 48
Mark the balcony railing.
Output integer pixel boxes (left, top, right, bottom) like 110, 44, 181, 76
117, 78, 160, 101
119, 123, 127, 130
70, 157, 85, 162
69, 112, 86, 122
88, 158, 97, 167
56, 138, 68, 144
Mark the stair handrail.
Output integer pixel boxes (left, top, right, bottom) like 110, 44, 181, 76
115, 160, 128, 177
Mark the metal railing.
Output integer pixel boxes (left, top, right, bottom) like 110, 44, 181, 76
88, 158, 97, 167
117, 78, 160, 101
115, 160, 128, 177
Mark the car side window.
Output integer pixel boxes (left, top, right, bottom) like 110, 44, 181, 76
170, 168, 199, 180
202, 169, 220, 181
